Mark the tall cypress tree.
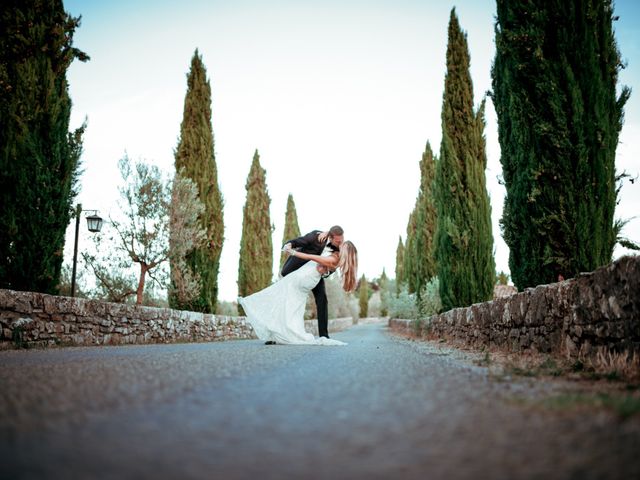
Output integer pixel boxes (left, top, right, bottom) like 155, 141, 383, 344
403, 209, 418, 293
405, 142, 438, 296
417, 143, 438, 290
0, 1, 88, 293
358, 274, 369, 318
238, 150, 273, 305
434, 9, 495, 311
395, 235, 405, 295
171, 49, 224, 312
279, 193, 301, 269
379, 268, 389, 317
492, 0, 630, 290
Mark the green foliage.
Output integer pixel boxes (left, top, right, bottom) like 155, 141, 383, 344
496, 271, 509, 286
216, 300, 239, 316
379, 269, 389, 316
541, 393, 640, 420
417, 276, 442, 318
57, 263, 89, 298
378, 268, 439, 321
0, 1, 88, 293
171, 49, 224, 312
280, 194, 301, 269
404, 143, 438, 295
238, 150, 273, 308
435, 9, 495, 311
403, 210, 418, 292
85, 155, 172, 305
395, 236, 405, 295
326, 275, 358, 320
492, 0, 630, 289
82, 230, 138, 304
168, 171, 208, 308
358, 274, 369, 318
386, 288, 419, 320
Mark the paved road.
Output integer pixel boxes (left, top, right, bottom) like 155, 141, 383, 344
1, 322, 638, 479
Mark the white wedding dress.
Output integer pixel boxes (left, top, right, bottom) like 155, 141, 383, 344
238, 249, 347, 346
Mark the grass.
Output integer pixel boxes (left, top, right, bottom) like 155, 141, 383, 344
541, 391, 640, 420
474, 351, 492, 367
500, 356, 565, 378
472, 347, 640, 385
590, 350, 640, 382
482, 349, 640, 420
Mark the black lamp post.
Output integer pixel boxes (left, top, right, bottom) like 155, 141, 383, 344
71, 203, 103, 297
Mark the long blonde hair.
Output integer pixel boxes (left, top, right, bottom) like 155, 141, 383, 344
337, 241, 358, 293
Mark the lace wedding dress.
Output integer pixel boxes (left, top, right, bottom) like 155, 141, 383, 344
238, 249, 347, 346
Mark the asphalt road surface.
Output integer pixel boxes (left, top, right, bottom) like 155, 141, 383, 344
1, 322, 638, 479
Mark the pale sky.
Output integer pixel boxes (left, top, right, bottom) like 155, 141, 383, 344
63, 0, 640, 302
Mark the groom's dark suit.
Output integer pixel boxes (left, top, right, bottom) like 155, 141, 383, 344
281, 230, 339, 338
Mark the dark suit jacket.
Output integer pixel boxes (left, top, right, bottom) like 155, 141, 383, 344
281, 230, 339, 277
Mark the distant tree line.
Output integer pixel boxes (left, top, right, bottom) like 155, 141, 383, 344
0, 1, 634, 317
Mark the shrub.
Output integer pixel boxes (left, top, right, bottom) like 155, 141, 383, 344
418, 277, 442, 318
387, 288, 419, 319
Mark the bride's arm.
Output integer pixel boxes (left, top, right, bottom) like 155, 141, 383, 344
289, 250, 338, 269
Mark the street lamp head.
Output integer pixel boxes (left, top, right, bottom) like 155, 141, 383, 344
86, 214, 103, 233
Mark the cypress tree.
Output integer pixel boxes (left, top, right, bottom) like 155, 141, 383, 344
171, 49, 224, 312
379, 268, 389, 317
358, 274, 369, 318
279, 193, 301, 269
0, 1, 88, 293
238, 150, 273, 306
395, 236, 405, 295
492, 0, 630, 289
403, 209, 418, 293
405, 142, 438, 296
434, 9, 495, 311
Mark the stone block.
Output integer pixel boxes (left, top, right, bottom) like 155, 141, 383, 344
0, 289, 17, 310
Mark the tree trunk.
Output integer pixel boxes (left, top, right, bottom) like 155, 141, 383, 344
136, 263, 148, 305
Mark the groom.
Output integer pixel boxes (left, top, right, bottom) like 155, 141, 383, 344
281, 225, 344, 339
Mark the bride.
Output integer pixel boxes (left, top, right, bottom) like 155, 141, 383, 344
238, 241, 358, 346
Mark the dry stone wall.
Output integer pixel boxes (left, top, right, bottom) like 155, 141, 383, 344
390, 256, 640, 358
0, 289, 353, 349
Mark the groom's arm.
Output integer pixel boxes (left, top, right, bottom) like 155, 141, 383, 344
285, 230, 320, 250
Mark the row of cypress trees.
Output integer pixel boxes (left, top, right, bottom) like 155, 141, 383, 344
400, 2, 630, 311
400, 9, 495, 312
2, 2, 630, 313
0, 0, 288, 312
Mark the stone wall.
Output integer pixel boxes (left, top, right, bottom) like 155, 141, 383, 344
304, 317, 354, 336
390, 255, 640, 358
0, 289, 354, 349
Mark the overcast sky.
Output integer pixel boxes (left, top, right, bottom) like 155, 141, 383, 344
63, 0, 640, 302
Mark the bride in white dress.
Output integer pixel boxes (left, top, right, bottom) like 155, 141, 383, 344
238, 241, 358, 346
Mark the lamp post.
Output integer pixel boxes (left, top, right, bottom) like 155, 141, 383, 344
71, 203, 103, 297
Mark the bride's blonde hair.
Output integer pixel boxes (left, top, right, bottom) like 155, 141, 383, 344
337, 241, 358, 293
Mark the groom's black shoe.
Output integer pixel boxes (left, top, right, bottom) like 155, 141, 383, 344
265, 341, 276, 345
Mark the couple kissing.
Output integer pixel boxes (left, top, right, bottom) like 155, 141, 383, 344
239, 226, 358, 346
